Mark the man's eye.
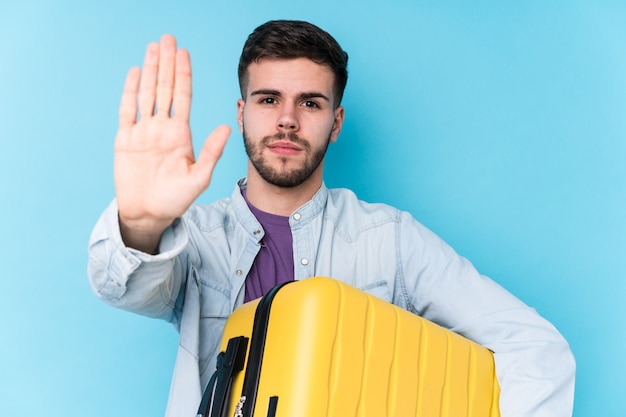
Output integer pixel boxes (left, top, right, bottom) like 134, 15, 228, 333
303, 100, 319, 108
261, 97, 276, 104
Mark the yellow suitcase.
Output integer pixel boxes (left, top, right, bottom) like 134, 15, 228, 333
198, 277, 500, 417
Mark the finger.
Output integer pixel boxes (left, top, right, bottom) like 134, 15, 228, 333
155, 34, 177, 117
138, 41, 159, 118
172, 48, 192, 123
192, 125, 231, 190
118, 66, 140, 129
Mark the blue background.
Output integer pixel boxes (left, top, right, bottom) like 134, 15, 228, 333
1, 1, 624, 416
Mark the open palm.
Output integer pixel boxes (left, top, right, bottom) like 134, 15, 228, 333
113, 35, 230, 251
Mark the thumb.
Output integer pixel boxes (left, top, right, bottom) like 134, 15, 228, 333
192, 124, 231, 189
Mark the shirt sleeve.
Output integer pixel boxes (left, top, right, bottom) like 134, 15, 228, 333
398, 212, 576, 417
87, 199, 191, 322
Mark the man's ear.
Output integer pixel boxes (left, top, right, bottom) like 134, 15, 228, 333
330, 106, 345, 143
236, 99, 245, 133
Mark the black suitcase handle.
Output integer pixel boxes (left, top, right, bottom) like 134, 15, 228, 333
197, 336, 249, 417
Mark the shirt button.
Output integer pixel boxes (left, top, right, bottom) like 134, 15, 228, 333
253, 230, 261, 236
235, 270, 243, 276
293, 213, 301, 221
300, 258, 309, 266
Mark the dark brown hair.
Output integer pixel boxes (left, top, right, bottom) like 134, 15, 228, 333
238, 20, 349, 106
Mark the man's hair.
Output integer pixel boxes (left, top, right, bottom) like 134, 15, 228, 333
238, 20, 349, 106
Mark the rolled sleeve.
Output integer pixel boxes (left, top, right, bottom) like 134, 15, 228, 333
87, 199, 190, 320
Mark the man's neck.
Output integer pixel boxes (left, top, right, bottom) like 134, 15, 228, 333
245, 167, 323, 216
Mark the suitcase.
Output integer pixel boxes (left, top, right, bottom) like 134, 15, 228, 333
198, 276, 500, 417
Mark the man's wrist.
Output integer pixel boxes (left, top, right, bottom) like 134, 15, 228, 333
118, 214, 172, 254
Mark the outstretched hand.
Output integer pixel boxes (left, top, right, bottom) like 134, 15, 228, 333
114, 34, 230, 253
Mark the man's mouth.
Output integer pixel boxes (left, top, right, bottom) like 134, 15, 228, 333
267, 140, 302, 156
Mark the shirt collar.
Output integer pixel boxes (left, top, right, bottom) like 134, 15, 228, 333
231, 177, 329, 235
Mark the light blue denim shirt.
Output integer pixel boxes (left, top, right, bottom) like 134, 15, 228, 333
88, 179, 575, 417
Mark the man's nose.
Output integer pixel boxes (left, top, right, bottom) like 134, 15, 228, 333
277, 105, 299, 131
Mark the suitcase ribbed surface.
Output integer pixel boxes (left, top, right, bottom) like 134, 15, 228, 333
217, 277, 500, 417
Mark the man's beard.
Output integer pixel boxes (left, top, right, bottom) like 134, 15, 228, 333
243, 128, 331, 188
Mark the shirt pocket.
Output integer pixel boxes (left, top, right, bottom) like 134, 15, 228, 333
197, 275, 232, 378
358, 279, 392, 303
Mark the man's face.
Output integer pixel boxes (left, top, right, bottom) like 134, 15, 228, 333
237, 58, 344, 188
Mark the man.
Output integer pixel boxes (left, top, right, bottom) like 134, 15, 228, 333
88, 20, 575, 417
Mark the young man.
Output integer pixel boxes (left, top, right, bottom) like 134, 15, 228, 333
88, 20, 575, 417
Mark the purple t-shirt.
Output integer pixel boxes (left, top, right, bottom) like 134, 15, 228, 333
243, 192, 295, 302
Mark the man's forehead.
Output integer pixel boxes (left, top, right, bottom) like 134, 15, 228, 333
245, 58, 335, 92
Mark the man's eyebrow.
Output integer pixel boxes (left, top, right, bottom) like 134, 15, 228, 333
250, 89, 282, 97
250, 89, 330, 102
299, 92, 330, 102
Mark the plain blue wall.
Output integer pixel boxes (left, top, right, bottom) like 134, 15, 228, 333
1, 0, 624, 416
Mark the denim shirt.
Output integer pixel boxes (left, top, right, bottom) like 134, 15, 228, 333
88, 179, 575, 417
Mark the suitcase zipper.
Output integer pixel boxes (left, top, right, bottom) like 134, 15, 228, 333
239, 281, 293, 416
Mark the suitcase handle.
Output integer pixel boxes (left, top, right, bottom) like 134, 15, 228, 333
197, 336, 249, 417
